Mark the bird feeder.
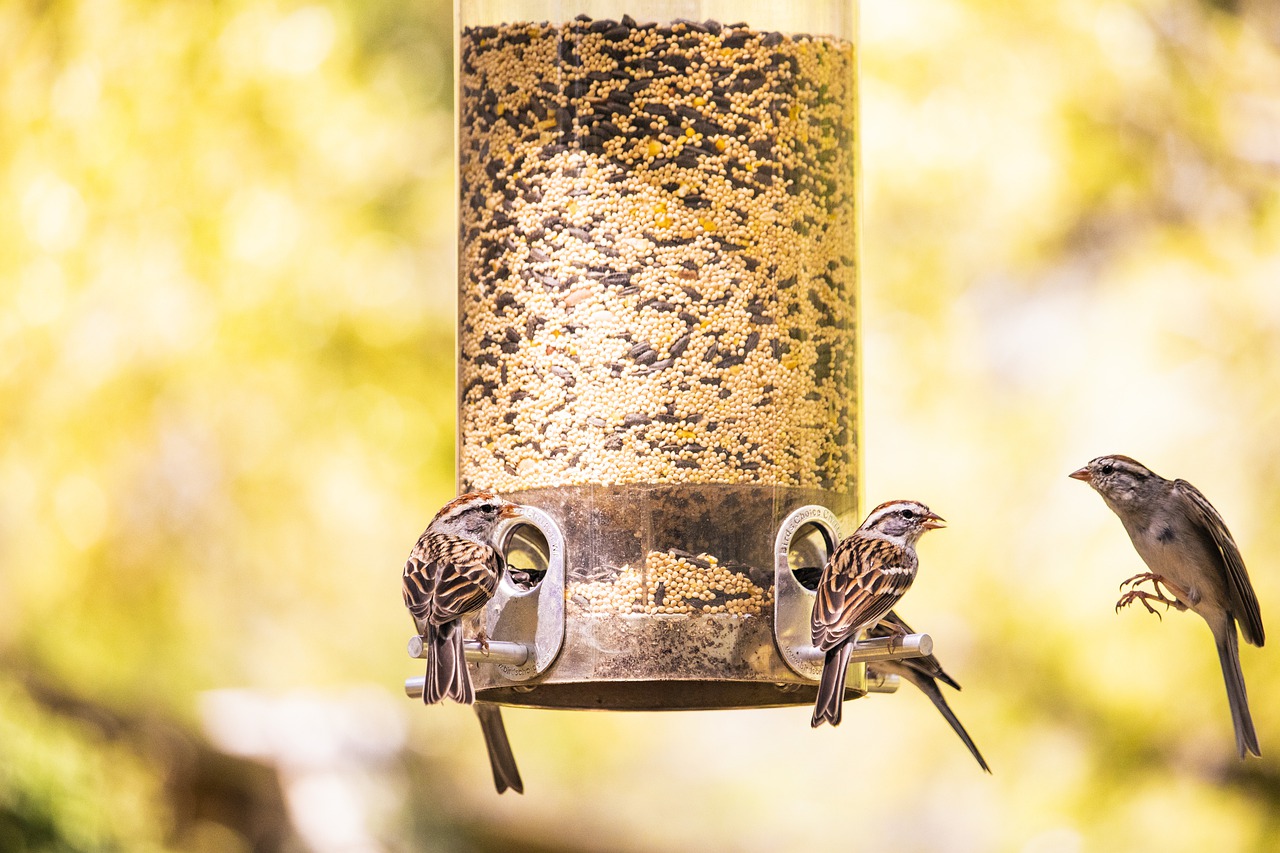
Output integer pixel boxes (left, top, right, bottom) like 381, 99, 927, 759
407, 0, 932, 712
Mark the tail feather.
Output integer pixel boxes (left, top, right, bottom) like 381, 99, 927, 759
811, 645, 853, 728
901, 670, 991, 773
1216, 625, 1260, 758
475, 703, 523, 795
424, 622, 473, 705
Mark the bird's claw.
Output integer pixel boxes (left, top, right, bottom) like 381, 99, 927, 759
1115, 589, 1168, 620
1115, 572, 1188, 616
475, 627, 491, 656
1119, 572, 1160, 591
882, 621, 909, 653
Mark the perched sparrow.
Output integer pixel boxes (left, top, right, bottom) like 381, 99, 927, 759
1071, 455, 1265, 758
811, 500, 945, 728
402, 491, 520, 705
869, 611, 990, 773
475, 703, 523, 794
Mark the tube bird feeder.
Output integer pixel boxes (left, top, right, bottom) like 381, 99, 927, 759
408, 0, 930, 713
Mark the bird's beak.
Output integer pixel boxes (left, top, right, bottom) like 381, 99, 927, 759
1069, 466, 1092, 483
500, 503, 522, 519
922, 512, 946, 530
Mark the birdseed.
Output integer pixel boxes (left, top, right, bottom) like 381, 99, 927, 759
569, 547, 771, 616
458, 17, 859, 494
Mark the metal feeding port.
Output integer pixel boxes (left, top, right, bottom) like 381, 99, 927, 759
404, 506, 565, 700
774, 505, 930, 695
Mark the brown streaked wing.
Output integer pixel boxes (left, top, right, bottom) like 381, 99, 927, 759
401, 530, 436, 624
1175, 479, 1264, 647
812, 536, 917, 651
402, 533, 504, 628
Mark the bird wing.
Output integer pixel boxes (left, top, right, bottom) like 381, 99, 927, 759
1175, 479, 1264, 647
871, 611, 961, 691
402, 532, 504, 628
812, 536, 918, 651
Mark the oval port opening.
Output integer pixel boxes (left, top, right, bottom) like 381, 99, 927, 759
501, 522, 550, 591
788, 520, 834, 591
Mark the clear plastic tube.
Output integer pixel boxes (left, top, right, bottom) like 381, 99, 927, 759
455, 1, 861, 709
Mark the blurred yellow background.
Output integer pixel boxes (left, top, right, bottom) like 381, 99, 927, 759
3, 1, 1280, 851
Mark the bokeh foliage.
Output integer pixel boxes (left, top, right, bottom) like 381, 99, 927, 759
3, 0, 1280, 851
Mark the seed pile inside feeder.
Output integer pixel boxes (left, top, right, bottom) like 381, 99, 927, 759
570, 547, 771, 616
458, 16, 858, 493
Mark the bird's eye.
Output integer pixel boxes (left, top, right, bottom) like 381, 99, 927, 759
480, 503, 496, 514
900, 508, 915, 519
1101, 463, 1114, 475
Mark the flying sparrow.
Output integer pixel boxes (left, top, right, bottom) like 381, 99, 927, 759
868, 611, 990, 772
474, 703, 523, 794
811, 500, 945, 728
1071, 455, 1265, 757
402, 491, 520, 705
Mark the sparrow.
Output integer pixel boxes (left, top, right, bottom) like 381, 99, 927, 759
475, 703, 523, 794
811, 500, 945, 728
868, 611, 990, 772
1071, 455, 1265, 757
402, 492, 519, 705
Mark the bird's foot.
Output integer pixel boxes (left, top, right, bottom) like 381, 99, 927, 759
1119, 572, 1162, 590
1115, 588, 1167, 619
881, 620, 910, 652
475, 627, 491, 656
1118, 572, 1189, 612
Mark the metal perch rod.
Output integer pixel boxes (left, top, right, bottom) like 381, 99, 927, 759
406, 636, 531, 665
404, 640, 533, 700
404, 636, 922, 699
796, 632, 933, 665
